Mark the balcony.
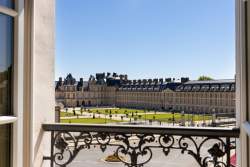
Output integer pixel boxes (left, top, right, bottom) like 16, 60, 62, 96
42, 123, 239, 167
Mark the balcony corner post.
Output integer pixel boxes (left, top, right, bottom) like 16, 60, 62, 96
226, 137, 231, 167
50, 131, 55, 167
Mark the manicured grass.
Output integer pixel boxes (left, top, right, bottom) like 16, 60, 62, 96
61, 107, 213, 123
88, 108, 145, 115
60, 112, 74, 117
60, 118, 121, 124
133, 113, 212, 122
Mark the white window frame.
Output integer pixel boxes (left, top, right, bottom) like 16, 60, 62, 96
1, 0, 249, 167
236, 0, 250, 167
0, 1, 24, 167
0, 5, 17, 17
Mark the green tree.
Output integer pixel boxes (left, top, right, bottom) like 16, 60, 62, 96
198, 75, 213, 81
80, 107, 83, 115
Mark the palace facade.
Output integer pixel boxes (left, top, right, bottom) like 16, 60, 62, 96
55, 73, 235, 114
0, 70, 11, 115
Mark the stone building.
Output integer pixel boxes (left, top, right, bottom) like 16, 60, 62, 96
0, 70, 11, 116
55, 73, 118, 107
55, 73, 235, 114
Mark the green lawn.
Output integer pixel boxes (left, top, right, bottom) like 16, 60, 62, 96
60, 112, 74, 117
60, 118, 121, 124
60, 107, 213, 123
88, 108, 145, 115
132, 113, 212, 122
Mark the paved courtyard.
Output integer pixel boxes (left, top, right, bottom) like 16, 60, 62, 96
67, 147, 199, 167
52, 136, 233, 167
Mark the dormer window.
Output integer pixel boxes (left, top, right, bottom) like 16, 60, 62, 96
148, 86, 154, 91
176, 86, 183, 91
200, 85, 209, 91
137, 87, 142, 91
154, 87, 160, 91
210, 84, 219, 91
220, 84, 230, 91
192, 85, 200, 91
184, 85, 192, 91
231, 84, 235, 91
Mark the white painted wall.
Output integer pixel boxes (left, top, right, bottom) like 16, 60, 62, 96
31, 0, 55, 166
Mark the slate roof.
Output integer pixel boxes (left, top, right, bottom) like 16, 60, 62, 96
176, 79, 235, 92
55, 74, 235, 92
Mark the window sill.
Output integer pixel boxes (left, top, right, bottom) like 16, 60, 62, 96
0, 116, 17, 125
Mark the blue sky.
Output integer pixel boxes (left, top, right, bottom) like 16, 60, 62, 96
56, 0, 235, 80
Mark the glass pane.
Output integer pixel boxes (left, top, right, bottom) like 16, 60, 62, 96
0, 124, 10, 167
0, 13, 13, 116
0, 0, 14, 9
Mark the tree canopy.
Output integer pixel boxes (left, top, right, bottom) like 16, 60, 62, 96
198, 75, 213, 81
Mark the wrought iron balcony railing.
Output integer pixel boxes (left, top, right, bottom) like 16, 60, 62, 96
43, 123, 239, 167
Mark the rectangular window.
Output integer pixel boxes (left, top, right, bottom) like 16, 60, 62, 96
0, 7, 14, 167
0, 0, 14, 9
0, 124, 11, 167
0, 13, 13, 116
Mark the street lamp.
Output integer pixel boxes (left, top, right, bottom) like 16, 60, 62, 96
181, 110, 185, 126
191, 112, 194, 126
80, 107, 83, 115
104, 109, 108, 124
212, 108, 216, 127
172, 110, 175, 126
203, 111, 205, 126
188, 108, 193, 126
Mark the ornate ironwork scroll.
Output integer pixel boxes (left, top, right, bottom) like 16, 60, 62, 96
43, 125, 239, 167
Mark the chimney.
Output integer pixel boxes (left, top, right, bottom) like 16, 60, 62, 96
138, 79, 142, 85
153, 78, 158, 84
113, 72, 117, 77
181, 77, 189, 83
165, 78, 171, 82
124, 75, 128, 80
148, 79, 152, 85
119, 74, 124, 80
